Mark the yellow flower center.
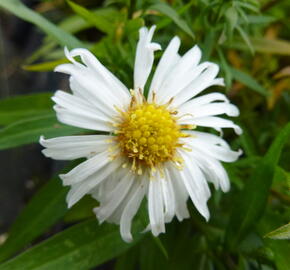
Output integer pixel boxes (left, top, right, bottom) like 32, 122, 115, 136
115, 92, 191, 175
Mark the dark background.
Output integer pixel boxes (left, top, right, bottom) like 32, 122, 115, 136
0, 0, 56, 236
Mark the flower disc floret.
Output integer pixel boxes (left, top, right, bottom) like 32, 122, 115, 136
117, 102, 183, 170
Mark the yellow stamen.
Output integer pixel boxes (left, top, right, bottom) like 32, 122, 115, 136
115, 93, 195, 175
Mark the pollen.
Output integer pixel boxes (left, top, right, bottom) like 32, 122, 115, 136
116, 95, 189, 174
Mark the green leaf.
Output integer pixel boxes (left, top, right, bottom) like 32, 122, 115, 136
0, 93, 52, 126
261, 212, 290, 270
0, 0, 84, 49
67, 1, 115, 35
237, 124, 258, 157
230, 67, 268, 96
23, 59, 68, 72
270, 242, 290, 270
0, 177, 69, 263
63, 196, 96, 223
229, 37, 290, 55
225, 6, 238, 32
217, 49, 233, 90
265, 223, 290, 240
237, 1, 260, 13
225, 122, 290, 250
235, 25, 254, 54
0, 219, 144, 270
124, 18, 144, 37
246, 15, 276, 24
150, 3, 194, 39
151, 236, 168, 260
114, 248, 138, 270
153, 1, 194, 31
0, 114, 87, 150
201, 30, 217, 61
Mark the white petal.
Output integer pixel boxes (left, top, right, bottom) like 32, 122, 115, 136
55, 63, 79, 75
52, 90, 113, 132
166, 166, 190, 221
54, 105, 112, 132
52, 90, 108, 120
40, 135, 114, 160
191, 150, 230, 192
186, 137, 242, 163
91, 166, 128, 204
208, 159, 230, 192
164, 45, 201, 80
101, 179, 139, 225
179, 151, 211, 221
162, 170, 176, 222
185, 130, 230, 149
172, 63, 224, 107
148, 36, 180, 100
179, 92, 230, 109
60, 150, 113, 185
120, 177, 147, 242
157, 58, 210, 105
64, 46, 83, 68
57, 63, 128, 113
179, 102, 239, 118
148, 177, 165, 236
95, 171, 135, 223
134, 26, 161, 91
69, 48, 130, 100
66, 158, 122, 207
55, 52, 130, 114
54, 65, 111, 113
181, 116, 242, 135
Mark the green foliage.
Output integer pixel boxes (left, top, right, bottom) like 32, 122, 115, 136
149, 2, 195, 39
229, 37, 290, 55
0, 114, 87, 150
0, 219, 143, 270
226, 123, 290, 250
230, 68, 269, 96
0, 93, 53, 125
0, 0, 289, 269
0, 177, 69, 262
67, 1, 116, 35
0, 0, 85, 49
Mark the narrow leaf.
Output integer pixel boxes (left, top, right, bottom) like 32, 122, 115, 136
225, 6, 238, 32
229, 37, 290, 55
0, 93, 52, 125
262, 212, 290, 270
23, 59, 67, 72
0, 219, 144, 270
235, 25, 254, 54
150, 3, 194, 39
151, 236, 168, 260
231, 67, 268, 96
271, 242, 290, 270
217, 49, 233, 90
265, 223, 290, 240
0, 114, 86, 150
0, 0, 84, 48
0, 178, 69, 262
67, 1, 114, 35
237, 2, 260, 13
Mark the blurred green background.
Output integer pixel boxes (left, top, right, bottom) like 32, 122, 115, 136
0, 0, 289, 269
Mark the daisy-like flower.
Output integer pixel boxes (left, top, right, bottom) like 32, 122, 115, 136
40, 26, 242, 242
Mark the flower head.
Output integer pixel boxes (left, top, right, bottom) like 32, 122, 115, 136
40, 26, 242, 242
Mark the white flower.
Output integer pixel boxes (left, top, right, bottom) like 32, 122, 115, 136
40, 25, 242, 242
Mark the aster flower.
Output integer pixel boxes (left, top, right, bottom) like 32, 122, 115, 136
40, 26, 242, 242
